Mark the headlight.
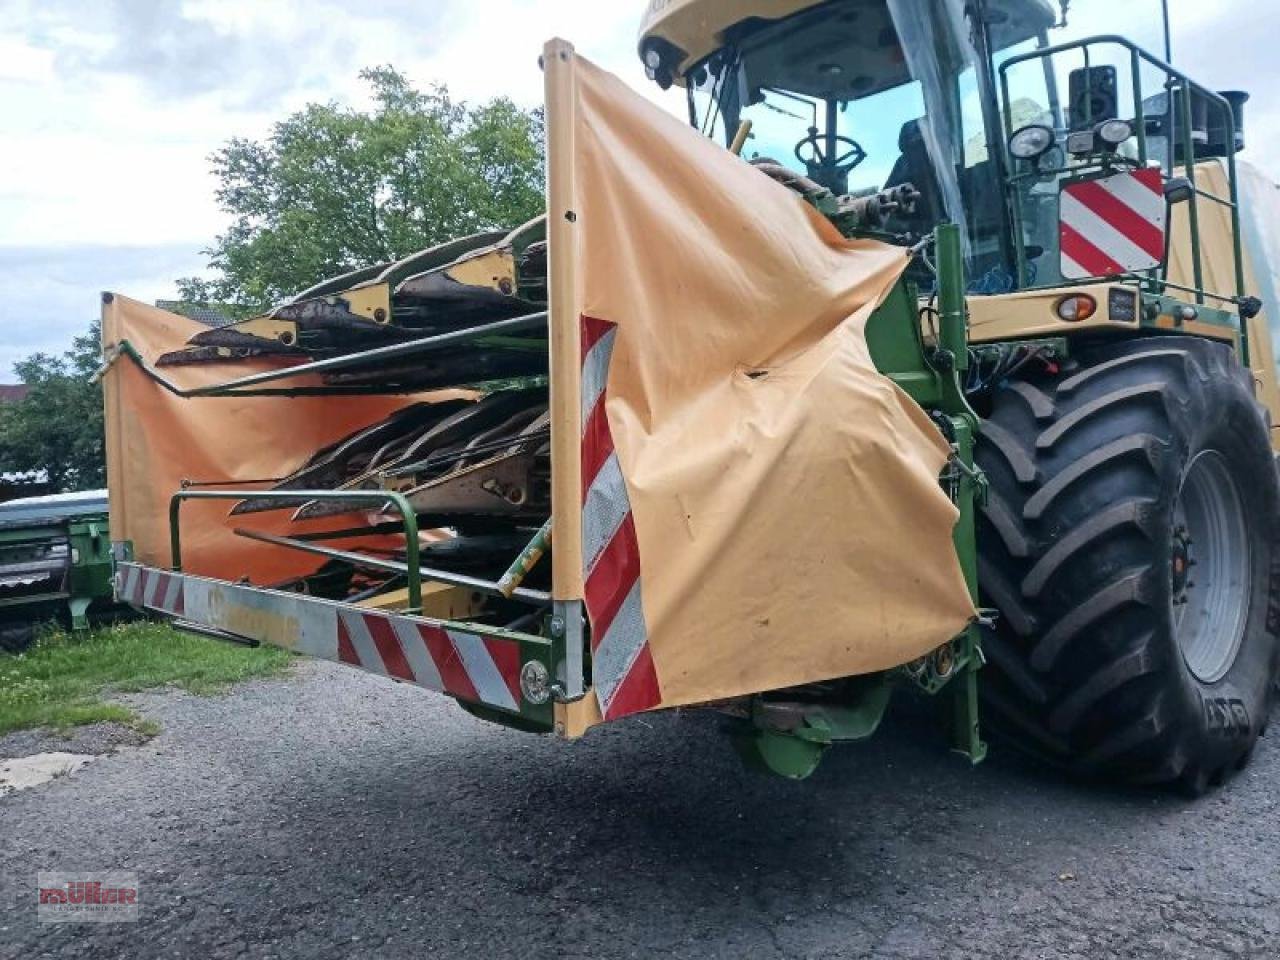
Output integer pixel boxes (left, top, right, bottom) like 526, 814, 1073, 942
1066, 130, 1096, 156
1096, 119, 1134, 147
1008, 124, 1055, 160
638, 37, 685, 91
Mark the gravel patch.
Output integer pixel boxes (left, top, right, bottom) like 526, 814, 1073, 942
0, 722, 153, 760
1, 658, 1277, 959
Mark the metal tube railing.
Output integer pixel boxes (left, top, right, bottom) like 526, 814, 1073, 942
169, 489, 424, 612
937, 225, 968, 371
497, 519, 552, 599
1176, 81, 1206, 304
998, 34, 1247, 349
232, 528, 552, 606
1129, 47, 1148, 167
1192, 188, 1237, 209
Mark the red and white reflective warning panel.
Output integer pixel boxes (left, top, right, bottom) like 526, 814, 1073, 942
1059, 167, 1166, 280
116, 562, 525, 713
580, 314, 661, 721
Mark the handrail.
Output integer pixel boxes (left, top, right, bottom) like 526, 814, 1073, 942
233, 527, 552, 606
169, 489, 424, 613
997, 34, 1249, 361
1000, 35, 1236, 114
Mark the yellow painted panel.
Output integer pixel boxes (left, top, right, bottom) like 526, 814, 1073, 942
1167, 160, 1280, 441
357, 582, 486, 619
445, 249, 516, 293
966, 282, 1135, 343
639, 0, 823, 78
544, 37, 586, 602
218, 315, 299, 345
339, 283, 392, 324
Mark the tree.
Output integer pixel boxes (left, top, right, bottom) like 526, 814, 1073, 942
0, 322, 105, 493
0, 67, 543, 494
179, 66, 545, 313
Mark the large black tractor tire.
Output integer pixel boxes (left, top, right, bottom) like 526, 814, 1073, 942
974, 336, 1280, 790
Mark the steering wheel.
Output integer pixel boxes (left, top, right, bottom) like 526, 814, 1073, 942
794, 126, 867, 179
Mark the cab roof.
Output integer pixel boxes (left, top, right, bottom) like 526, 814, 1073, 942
640, 0, 1057, 92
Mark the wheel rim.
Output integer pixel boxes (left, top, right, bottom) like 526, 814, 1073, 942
1172, 450, 1251, 684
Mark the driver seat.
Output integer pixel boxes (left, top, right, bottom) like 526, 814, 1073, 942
884, 119, 945, 231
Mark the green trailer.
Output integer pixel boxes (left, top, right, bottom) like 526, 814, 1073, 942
0, 491, 115, 651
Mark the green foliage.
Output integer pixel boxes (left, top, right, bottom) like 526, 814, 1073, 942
0, 322, 105, 492
0, 622, 292, 735
179, 66, 545, 312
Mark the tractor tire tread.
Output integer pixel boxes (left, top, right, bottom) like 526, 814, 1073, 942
974, 336, 1280, 787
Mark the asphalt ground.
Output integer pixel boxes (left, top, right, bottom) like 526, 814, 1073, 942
3, 659, 1278, 959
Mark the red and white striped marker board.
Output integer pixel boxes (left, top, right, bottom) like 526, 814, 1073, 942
579, 314, 661, 721
1059, 167, 1166, 280
115, 562, 526, 714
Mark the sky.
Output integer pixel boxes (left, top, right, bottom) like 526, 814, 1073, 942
1, 0, 1277, 378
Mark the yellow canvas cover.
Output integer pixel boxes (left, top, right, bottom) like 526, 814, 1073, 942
544, 42, 976, 721
100, 296, 436, 583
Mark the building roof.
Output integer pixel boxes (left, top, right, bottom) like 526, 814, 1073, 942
0, 488, 108, 527
154, 300, 233, 327
0, 384, 29, 403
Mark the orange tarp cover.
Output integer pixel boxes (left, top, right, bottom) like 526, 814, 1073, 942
100, 297, 430, 583
547, 45, 976, 718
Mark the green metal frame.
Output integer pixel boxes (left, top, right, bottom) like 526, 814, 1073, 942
736, 224, 987, 777
65, 516, 113, 628
169, 489, 425, 613
734, 679, 894, 780
0, 513, 113, 631
929, 225, 986, 765
165, 487, 559, 731
865, 226, 988, 765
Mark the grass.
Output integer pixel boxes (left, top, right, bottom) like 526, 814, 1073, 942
0, 621, 292, 736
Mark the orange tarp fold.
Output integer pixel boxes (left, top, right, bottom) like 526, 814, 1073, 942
548, 45, 977, 718
100, 296, 437, 583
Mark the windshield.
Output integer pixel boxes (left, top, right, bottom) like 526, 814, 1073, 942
692, 68, 927, 199
686, 0, 1056, 292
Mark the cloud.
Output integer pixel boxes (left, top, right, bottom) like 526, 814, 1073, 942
0, 244, 204, 379
12, 0, 453, 108
0, 2, 677, 250
1165, 4, 1280, 181
66, 1, 276, 100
